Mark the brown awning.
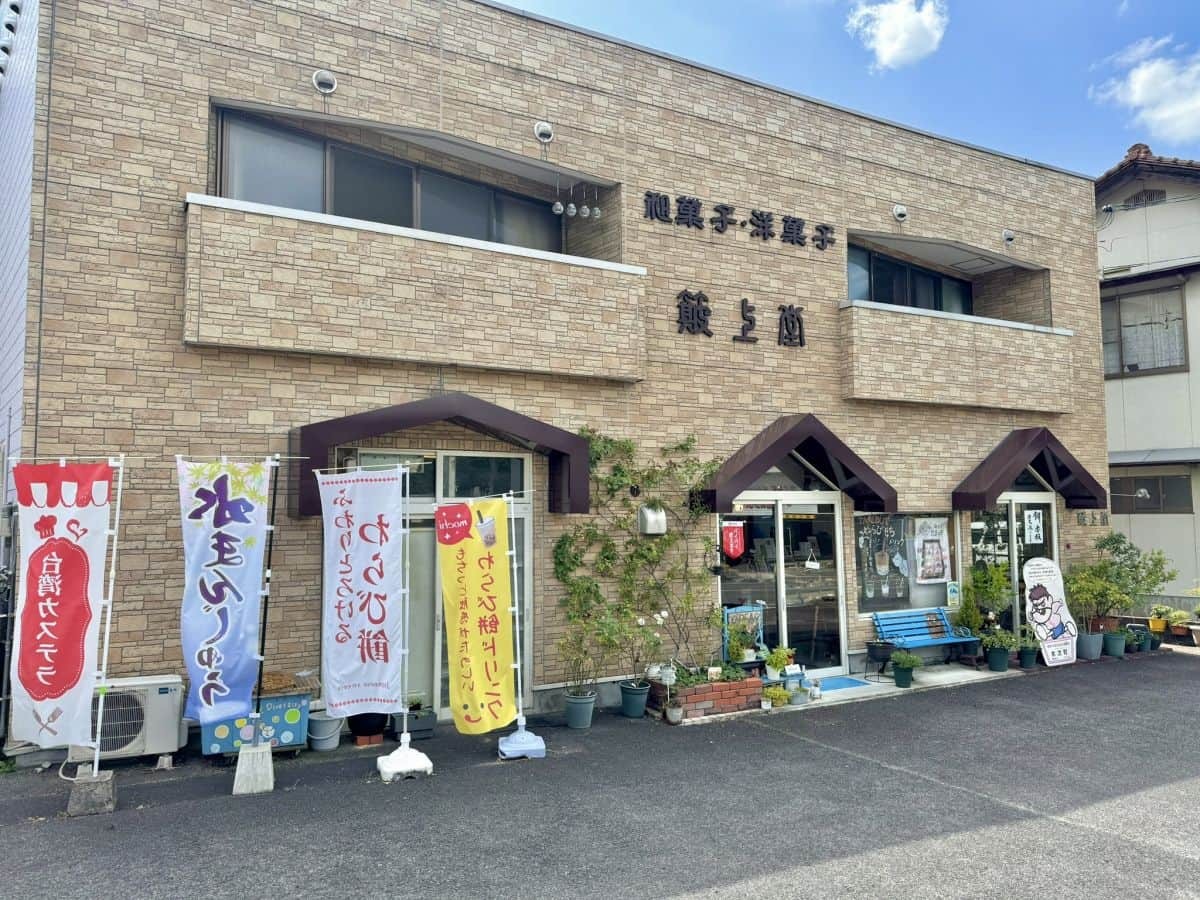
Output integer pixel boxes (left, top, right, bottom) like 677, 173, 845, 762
952, 427, 1107, 510
288, 392, 590, 517
697, 414, 898, 513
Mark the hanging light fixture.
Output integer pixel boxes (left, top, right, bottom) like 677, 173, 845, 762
580, 182, 590, 218
551, 173, 564, 216
591, 185, 601, 220
565, 184, 577, 218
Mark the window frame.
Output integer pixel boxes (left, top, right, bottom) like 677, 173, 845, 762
1101, 285, 1189, 380
848, 243, 973, 315
1110, 473, 1194, 514
218, 109, 564, 253
852, 511, 960, 616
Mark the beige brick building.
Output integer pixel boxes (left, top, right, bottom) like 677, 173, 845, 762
2, 0, 1109, 717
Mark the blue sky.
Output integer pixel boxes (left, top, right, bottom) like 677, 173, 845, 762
499, 0, 1200, 177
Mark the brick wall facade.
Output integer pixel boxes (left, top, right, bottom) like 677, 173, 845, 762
20, 0, 1107, 694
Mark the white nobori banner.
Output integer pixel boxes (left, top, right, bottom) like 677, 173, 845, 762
10, 463, 114, 748
317, 469, 408, 717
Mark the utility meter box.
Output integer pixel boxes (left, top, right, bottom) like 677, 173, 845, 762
638, 505, 667, 536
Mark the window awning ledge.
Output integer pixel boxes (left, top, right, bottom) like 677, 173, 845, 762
288, 393, 590, 517
953, 428, 1107, 510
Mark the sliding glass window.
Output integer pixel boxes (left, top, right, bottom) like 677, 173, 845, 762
847, 244, 973, 315
219, 111, 561, 254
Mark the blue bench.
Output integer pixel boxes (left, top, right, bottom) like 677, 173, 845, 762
872, 608, 977, 663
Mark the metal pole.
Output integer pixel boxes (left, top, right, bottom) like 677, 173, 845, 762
399, 466, 411, 739
92, 455, 126, 778
506, 492, 525, 721
251, 455, 281, 745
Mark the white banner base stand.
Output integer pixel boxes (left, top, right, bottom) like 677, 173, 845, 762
498, 715, 545, 760
377, 731, 433, 781
232, 740, 274, 795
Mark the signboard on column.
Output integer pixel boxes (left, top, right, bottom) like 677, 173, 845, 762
435, 498, 517, 735
1023, 557, 1077, 667
177, 458, 271, 724
10, 462, 114, 748
316, 470, 406, 717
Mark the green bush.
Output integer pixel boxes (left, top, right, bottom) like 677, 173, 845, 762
763, 686, 790, 707
890, 650, 924, 669
981, 628, 1018, 651
1168, 609, 1191, 626
765, 646, 791, 671
963, 563, 1012, 616
1018, 624, 1041, 650
952, 590, 985, 634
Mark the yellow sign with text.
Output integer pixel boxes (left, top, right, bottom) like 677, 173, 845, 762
435, 498, 517, 735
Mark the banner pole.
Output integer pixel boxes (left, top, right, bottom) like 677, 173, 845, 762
251, 454, 281, 745
496, 491, 543, 760
400, 466, 410, 739
91, 455, 126, 778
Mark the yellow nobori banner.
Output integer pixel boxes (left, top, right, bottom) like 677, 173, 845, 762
435, 498, 518, 735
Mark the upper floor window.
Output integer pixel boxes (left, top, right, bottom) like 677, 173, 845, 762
219, 111, 561, 253
848, 245, 972, 315
1101, 287, 1186, 377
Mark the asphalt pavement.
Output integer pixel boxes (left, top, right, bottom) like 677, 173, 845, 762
2, 651, 1199, 899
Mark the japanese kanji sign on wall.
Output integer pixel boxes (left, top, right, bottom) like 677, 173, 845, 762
10, 462, 114, 748
317, 470, 406, 717
435, 498, 517, 735
1024, 557, 1077, 667
178, 458, 271, 725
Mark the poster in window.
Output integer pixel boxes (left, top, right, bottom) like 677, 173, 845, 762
1024, 509, 1044, 544
914, 517, 950, 585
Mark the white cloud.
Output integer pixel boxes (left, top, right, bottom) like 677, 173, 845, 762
1092, 37, 1200, 144
845, 0, 949, 71
1117, 0, 1130, 15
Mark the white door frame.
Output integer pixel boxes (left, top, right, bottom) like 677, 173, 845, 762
719, 489, 848, 678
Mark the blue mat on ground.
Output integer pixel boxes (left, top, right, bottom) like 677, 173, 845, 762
815, 676, 870, 692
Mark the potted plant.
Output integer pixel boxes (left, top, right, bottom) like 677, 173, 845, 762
1124, 627, 1141, 654
890, 650, 923, 688
789, 687, 809, 706
1064, 566, 1121, 660
664, 699, 684, 725
596, 607, 664, 719
764, 646, 791, 681
1148, 603, 1172, 635
726, 623, 758, 663
558, 623, 606, 730
951, 591, 985, 656
981, 628, 1017, 672
1017, 625, 1040, 669
1168, 608, 1191, 641
763, 686, 791, 708
963, 563, 1012, 623
865, 639, 896, 673
1103, 626, 1128, 658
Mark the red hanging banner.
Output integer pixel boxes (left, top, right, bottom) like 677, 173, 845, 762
721, 521, 746, 561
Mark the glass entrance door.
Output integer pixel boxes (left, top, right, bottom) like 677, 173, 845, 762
968, 493, 1057, 631
719, 492, 846, 677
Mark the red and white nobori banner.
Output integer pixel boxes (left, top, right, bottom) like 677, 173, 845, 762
316, 469, 407, 717
721, 521, 746, 561
10, 463, 114, 748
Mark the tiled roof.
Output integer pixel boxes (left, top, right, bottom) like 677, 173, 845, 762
1096, 143, 1200, 193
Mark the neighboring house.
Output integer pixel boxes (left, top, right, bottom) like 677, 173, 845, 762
1098, 144, 1200, 599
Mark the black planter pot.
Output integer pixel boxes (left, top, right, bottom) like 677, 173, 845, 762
1018, 647, 1038, 669
866, 640, 896, 663
347, 713, 388, 737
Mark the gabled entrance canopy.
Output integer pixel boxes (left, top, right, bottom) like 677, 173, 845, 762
698, 415, 898, 513
289, 392, 590, 517
952, 427, 1107, 510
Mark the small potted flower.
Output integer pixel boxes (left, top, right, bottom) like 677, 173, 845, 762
763, 686, 791, 708
890, 650, 923, 688
1148, 604, 1172, 635
1017, 625, 1040, 669
1168, 608, 1192, 642
981, 628, 1018, 672
764, 646, 791, 681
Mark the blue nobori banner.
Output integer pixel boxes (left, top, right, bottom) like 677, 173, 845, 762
177, 458, 271, 724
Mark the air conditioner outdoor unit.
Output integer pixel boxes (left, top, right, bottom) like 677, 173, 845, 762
67, 674, 185, 763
